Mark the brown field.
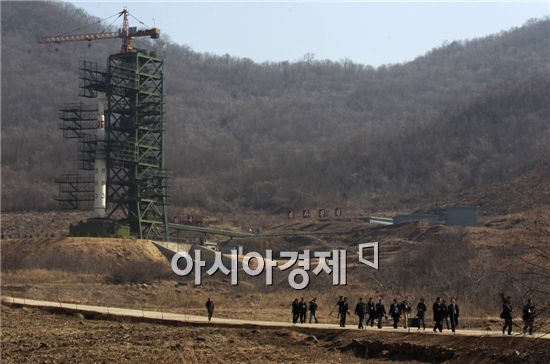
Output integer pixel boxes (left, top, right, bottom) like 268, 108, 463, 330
2, 304, 550, 364
1, 203, 549, 362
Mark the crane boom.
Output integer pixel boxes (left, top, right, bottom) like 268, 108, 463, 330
38, 10, 160, 53
38, 28, 159, 46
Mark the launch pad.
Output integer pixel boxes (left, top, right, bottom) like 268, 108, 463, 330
69, 219, 131, 239
42, 9, 257, 242
56, 49, 168, 241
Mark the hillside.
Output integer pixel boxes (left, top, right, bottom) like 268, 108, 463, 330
1, 1, 549, 212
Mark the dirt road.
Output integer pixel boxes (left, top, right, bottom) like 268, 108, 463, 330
4, 296, 550, 363
2, 296, 547, 340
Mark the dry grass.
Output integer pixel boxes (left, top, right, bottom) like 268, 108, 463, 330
1, 209, 549, 330
1, 269, 103, 284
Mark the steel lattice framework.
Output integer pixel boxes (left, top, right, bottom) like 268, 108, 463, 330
105, 51, 168, 240
57, 50, 169, 240
55, 174, 95, 210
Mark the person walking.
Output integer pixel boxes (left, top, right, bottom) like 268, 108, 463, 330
292, 298, 299, 324
500, 293, 513, 335
522, 298, 535, 335
299, 297, 307, 324
390, 298, 401, 329
401, 296, 412, 329
416, 298, 427, 330
366, 297, 376, 327
375, 298, 387, 329
309, 298, 319, 324
433, 297, 444, 332
448, 298, 460, 333
442, 300, 450, 330
205, 298, 215, 322
355, 298, 367, 329
339, 297, 350, 327
331, 296, 344, 319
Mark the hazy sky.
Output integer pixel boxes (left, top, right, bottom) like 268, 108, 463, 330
71, 1, 549, 66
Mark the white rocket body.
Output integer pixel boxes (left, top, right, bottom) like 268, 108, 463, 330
94, 97, 107, 218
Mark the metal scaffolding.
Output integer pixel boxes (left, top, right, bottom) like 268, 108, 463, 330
59, 103, 97, 139
105, 51, 168, 240
57, 103, 97, 206
56, 50, 169, 241
55, 174, 94, 210
78, 134, 97, 171
79, 60, 106, 98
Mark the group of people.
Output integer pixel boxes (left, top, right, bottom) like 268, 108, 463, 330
205, 295, 537, 336
288, 295, 537, 335
326, 296, 458, 332
292, 297, 319, 324
500, 293, 536, 335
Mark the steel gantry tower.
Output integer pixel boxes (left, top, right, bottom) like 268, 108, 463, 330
105, 50, 169, 240
42, 10, 169, 240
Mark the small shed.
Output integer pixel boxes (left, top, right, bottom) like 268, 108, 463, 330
446, 206, 477, 226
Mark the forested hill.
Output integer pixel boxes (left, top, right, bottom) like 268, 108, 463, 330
2, 1, 549, 212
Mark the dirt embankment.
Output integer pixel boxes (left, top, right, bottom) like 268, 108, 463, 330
1, 237, 171, 282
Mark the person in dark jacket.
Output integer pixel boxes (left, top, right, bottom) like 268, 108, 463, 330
416, 298, 427, 330
401, 296, 412, 329
331, 296, 344, 318
355, 298, 367, 329
500, 293, 513, 335
442, 299, 450, 330
299, 297, 307, 324
433, 297, 444, 332
375, 298, 387, 329
309, 298, 319, 324
390, 298, 401, 329
366, 297, 376, 327
291, 298, 299, 324
339, 297, 350, 327
448, 298, 460, 333
522, 298, 535, 335
205, 298, 215, 322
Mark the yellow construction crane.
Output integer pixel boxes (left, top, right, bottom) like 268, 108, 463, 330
38, 9, 159, 53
